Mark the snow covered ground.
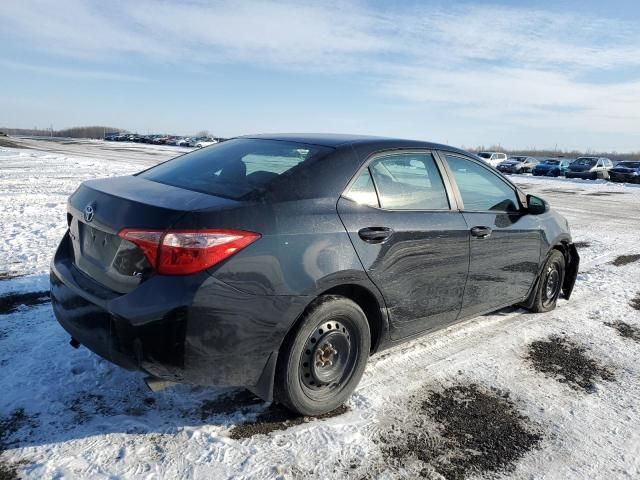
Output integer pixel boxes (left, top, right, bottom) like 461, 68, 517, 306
1, 139, 639, 479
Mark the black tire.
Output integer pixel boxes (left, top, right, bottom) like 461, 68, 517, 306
275, 295, 370, 416
530, 250, 566, 313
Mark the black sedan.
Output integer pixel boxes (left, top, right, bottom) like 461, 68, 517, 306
51, 134, 579, 415
609, 161, 640, 184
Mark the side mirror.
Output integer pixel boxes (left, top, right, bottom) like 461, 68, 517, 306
527, 194, 549, 215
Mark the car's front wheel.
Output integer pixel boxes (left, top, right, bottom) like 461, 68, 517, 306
275, 295, 370, 416
530, 250, 566, 313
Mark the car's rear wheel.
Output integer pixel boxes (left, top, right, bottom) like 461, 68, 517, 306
275, 295, 370, 416
530, 250, 566, 313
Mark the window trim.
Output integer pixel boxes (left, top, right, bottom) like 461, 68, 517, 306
341, 149, 460, 212
436, 151, 526, 214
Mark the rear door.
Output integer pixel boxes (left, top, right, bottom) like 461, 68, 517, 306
337, 150, 470, 340
439, 152, 541, 318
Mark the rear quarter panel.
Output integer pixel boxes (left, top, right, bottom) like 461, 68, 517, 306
183, 198, 373, 297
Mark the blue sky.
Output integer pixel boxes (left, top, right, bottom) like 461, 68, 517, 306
2, 0, 640, 151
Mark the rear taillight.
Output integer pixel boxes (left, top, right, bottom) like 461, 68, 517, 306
118, 228, 260, 275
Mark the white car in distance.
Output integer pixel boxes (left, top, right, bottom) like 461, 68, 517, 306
195, 138, 218, 148
477, 151, 508, 168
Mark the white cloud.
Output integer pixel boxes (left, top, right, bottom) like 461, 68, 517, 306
0, 60, 147, 82
1, 0, 639, 147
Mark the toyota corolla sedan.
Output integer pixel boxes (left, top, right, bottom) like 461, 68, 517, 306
51, 134, 579, 416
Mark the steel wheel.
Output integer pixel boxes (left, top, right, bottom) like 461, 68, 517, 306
529, 250, 566, 313
275, 295, 370, 416
298, 318, 359, 400
542, 264, 561, 308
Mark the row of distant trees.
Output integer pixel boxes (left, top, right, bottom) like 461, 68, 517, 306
0, 126, 125, 138
0, 126, 217, 140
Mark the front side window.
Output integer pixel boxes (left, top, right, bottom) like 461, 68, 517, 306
368, 153, 450, 210
444, 155, 520, 212
139, 138, 332, 199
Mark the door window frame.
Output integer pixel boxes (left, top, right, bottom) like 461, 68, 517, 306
341, 149, 461, 211
435, 151, 527, 213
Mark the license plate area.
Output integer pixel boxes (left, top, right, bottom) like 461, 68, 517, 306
79, 222, 120, 264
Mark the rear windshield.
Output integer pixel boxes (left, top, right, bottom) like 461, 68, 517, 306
543, 160, 560, 165
509, 157, 526, 162
617, 161, 640, 168
573, 158, 597, 167
477, 152, 492, 159
139, 138, 332, 199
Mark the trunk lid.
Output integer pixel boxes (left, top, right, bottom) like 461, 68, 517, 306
66, 175, 239, 293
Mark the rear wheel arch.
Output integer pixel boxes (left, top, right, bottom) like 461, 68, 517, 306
281, 284, 386, 357
320, 284, 386, 354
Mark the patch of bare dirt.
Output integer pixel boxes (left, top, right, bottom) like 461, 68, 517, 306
630, 293, 640, 311
228, 404, 349, 439
527, 336, 615, 392
0, 272, 25, 282
0, 409, 32, 480
69, 393, 114, 424
0, 291, 50, 315
199, 390, 263, 420
605, 321, 640, 343
375, 384, 542, 480
612, 254, 640, 266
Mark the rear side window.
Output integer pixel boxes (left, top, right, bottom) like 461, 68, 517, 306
368, 153, 450, 210
343, 170, 379, 207
139, 138, 332, 199
444, 155, 520, 212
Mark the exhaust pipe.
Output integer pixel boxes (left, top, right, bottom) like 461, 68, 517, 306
144, 376, 177, 392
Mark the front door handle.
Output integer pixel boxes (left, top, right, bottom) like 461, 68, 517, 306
358, 227, 393, 243
470, 226, 492, 239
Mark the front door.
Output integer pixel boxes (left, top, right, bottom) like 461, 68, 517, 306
440, 153, 541, 318
337, 151, 470, 340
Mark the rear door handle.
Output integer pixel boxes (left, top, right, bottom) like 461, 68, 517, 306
470, 226, 492, 238
358, 227, 393, 243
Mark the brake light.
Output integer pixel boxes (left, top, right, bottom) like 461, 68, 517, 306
118, 229, 260, 275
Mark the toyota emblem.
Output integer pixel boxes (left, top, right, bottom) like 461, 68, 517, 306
84, 204, 95, 223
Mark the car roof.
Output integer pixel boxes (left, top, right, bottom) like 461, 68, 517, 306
238, 133, 473, 156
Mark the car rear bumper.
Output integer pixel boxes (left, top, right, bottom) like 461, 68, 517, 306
565, 171, 595, 179
609, 172, 639, 183
50, 233, 309, 399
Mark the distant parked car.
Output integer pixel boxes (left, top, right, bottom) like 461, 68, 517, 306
176, 138, 193, 147
497, 156, 539, 174
608, 160, 640, 184
196, 138, 218, 148
565, 157, 613, 180
532, 159, 571, 177
477, 152, 508, 168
